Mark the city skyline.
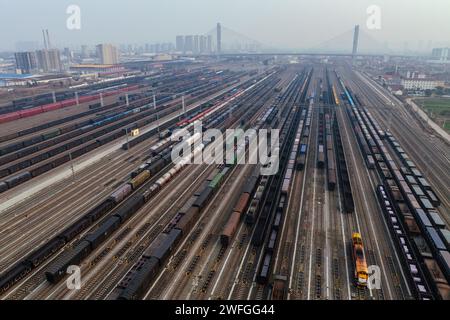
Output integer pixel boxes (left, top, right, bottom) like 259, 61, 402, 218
0, 0, 449, 53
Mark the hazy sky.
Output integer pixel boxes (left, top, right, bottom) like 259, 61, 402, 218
0, 0, 449, 52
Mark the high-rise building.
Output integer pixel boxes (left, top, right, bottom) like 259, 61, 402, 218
431, 48, 450, 62
207, 35, 212, 53
64, 47, 73, 62
193, 35, 199, 54
199, 36, 207, 54
14, 51, 37, 74
36, 49, 62, 72
217, 23, 222, 54
176, 35, 184, 53
81, 45, 89, 58
96, 44, 119, 64
184, 35, 194, 53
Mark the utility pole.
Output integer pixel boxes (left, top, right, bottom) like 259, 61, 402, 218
125, 93, 129, 107
75, 91, 79, 105
52, 91, 56, 103
100, 92, 104, 107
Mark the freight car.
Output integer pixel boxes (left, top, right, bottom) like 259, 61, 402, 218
116, 229, 182, 300
271, 275, 288, 300
245, 176, 269, 225
221, 191, 251, 246
296, 143, 307, 170
257, 253, 272, 284
333, 115, 353, 212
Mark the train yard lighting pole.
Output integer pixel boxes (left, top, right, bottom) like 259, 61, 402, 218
180, 94, 186, 121
69, 152, 75, 182
125, 93, 129, 107
52, 91, 56, 103
100, 92, 104, 107
75, 92, 79, 105
153, 93, 160, 134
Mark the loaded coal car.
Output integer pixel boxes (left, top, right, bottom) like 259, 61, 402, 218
58, 216, 93, 242
86, 199, 116, 222
0, 262, 32, 293
0, 152, 18, 167
45, 240, 91, 283
113, 194, 145, 223
267, 229, 278, 252
117, 256, 160, 300
147, 157, 166, 174
84, 216, 121, 249
0, 181, 8, 193
26, 237, 65, 267
4, 171, 31, 189
144, 229, 182, 264
257, 253, 272, 284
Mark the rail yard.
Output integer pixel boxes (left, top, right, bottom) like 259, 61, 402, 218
0, 58, 449, 302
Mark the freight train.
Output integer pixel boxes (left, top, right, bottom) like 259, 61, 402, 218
343, 78, 449, 299
221, 170, 259, 246
45, 140, 205, 284
115, 164, 232, 300
0, 86, 140, 124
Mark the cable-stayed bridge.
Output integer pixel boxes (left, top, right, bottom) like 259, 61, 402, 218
205, 23, 399, 57
305, 26, 391, 55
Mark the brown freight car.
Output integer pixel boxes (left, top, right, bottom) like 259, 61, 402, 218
221, 211, 241, 246
234, 193, 250, 214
